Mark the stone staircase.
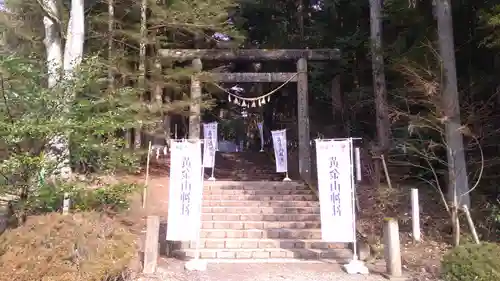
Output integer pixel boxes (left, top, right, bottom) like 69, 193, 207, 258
206, 152, 299, 181
172, 181, 352, 262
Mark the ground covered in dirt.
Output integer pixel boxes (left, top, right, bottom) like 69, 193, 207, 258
356, 183, 450, 280
152, 260, 389, 281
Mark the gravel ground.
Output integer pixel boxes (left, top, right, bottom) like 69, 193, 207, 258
152, 259, 397, 281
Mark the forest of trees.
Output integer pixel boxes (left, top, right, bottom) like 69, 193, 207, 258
0, 0, 499, 244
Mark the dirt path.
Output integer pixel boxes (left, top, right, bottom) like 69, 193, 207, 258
154, 259, 393, 281
124, 158, 170, 232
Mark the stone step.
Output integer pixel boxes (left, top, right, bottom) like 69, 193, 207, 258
201, 220, 321, 230
200, 228, 322, 239
174, 238, 346, 250
202, 213, 320, 221
204, 181, 309, 191
203, 200, 319, 208
205, 189, 314, 196
203, 194, 317, 201
201, 206, 320, 214
173, 248, 352, 260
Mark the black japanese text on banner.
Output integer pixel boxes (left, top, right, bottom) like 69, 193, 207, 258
202, 122, 218, 168
166, 140, 203, 241
315, 139, 355, 243
271, 129, 288, 173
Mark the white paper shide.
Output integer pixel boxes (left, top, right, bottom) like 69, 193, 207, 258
167, 140, 203, 241
315, 139, 355, 243
271, 129, 288, 173
202, 122, 218, 168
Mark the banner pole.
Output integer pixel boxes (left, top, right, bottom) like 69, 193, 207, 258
195, 160, 203, 260
142, 141, 152, 209
343, 137, 369, 274
354, 147, 362, 212
283, 131, 292, 181
349, 138, 358, 260
283, 133, 291, 181
185, 140, 207, 271
259, 122, 264, 152
209, 155, 216, 181
283, 171, 291, 181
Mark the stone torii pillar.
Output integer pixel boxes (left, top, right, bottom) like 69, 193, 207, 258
296, 57, 310, 182
189, 58, 202, 139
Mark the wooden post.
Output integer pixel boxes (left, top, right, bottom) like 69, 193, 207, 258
123, 131, 129, 149
381, 154, 393, 189
62, 192, 70, 215
411, 188, 421, 242
143, 215, 160, 274
143, 141, 152, 208
296, 58, 311, 183
164, 94, 172, 145
189, 58, 202, 139
355, 147, 362, 182
383, 218, 403, 278
462, 205, 480, 244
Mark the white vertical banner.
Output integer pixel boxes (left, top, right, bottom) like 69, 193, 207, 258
315, 139, 355, 243
271, 129, 288, 173
167, 140, 203, 241
202, 122, 218, 168
257, 122, 264, 152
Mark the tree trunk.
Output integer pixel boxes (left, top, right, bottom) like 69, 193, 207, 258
451, 204, 460, 246
63, 0, 85, 78
42, 0, 63, 89
108, 0, 114, 91
330, 74, 345, 136
41, 0, 62, 181
163, 94, 171, 145
435, 0, 470, 208
153, 59, 166, 144
369, 0, 390, 152
297, 0, 304, 45
41, 0, 84, 179
136, 0, 147, 149
55, 0, 84, 178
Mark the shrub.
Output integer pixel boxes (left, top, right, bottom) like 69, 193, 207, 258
441, 242, 500, 281
72, 182, 140, 212
25, 181, 141, 214
0, 212, 138, 281
0, 55, 147, 220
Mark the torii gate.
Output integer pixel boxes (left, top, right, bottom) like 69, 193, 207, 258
160, 48, 341, 183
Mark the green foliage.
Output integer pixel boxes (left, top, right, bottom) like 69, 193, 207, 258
441, 243, 500, 281
479, 201, 500, 241
0, 212, 138, 281
0, 0, 46, 56
146, 0, 243, 40
479, 5, 500, 48
0, 55, 148, 215
86, 182, 138, 211
219, 118, 243, 141
25, 181, 140, 214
